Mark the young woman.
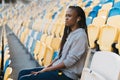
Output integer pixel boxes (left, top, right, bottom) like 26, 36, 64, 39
18, 6, 89, 80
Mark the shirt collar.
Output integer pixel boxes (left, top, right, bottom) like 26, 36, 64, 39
70, 28, 84, 34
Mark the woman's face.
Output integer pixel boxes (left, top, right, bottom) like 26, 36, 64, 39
65, 8, 79, 27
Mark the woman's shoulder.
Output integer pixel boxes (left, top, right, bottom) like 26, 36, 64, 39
71, 28, 87, 40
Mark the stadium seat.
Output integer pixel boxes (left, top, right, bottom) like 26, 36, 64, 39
45, 35, 53, 46
114, 1, 120, 9
92, 16, 106, 28
59, 25, 65, 38
81, 68, 106, 80
84, 6, 93, 17
87, 24, 100, 49
85, 1, 93, 7
4, 67, 12, 80
40, 34, 47, 43
107, 15, 120, 31
116, 35, 120, 54
97, 9, 109, 17
27, 37, 34, 52
0, 54, 10, 68
100, 0, 114, 4
30, 39, 37, 56
81, 51, 120, 80
101, 2, 113, 11
42, 46, 54, 67
108, 8, 120, 17
17, 27, 25, 39
4, 60, 11, 73
51, 37, 61, 60
33, 41, 41, 60
54, 23, 63, 37
97, 26, 118, 51
33, 31, 42, 40
24, 35, 31, 48
38, 42, 47, 66
92, 5, 102, 12
88, 11, 98, 19
86, 17, 93, 26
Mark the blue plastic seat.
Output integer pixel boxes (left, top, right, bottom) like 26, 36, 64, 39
31, 30, 35, 37
100, 0, 114, 4
108, 8, 120, 17
113, 1, 120, 9
33, 31, 42, 40
88, 11, 98, 19
4, 59, 11, 73
52, 51, 59, 60
85, 1, 92, 7
30, 39, 37, 56
92, 5, 102, 12
25, 35, 31, 48
86, 17, 93, 26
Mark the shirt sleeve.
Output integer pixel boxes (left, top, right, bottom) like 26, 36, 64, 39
63, 35, 87, 68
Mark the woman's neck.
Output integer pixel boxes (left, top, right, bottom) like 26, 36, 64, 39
71, 24, 79, 32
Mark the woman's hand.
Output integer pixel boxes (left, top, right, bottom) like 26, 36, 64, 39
31, 67, 50, 75
31, 71, 40, 75
39, 67, 50, 73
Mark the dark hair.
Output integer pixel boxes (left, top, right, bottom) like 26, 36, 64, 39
59, 6, 88, 58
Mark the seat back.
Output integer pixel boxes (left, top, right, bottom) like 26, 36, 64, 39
92, 16, 106, 28
97, 9, 109, 17
116, 35, 120, 54
86, 17, 93, 26
43, 46, 54, 67
45, 35, 53, 46
107, 15, 120, 31
114, 1, 120, 9
51, 37, 61, 51
91, 51, 120, 80
108, 8, 120, 17
87, 25, 100, 48
33, 41, 41, 60
101, 2, 112, 11
97, 26, 118, 51
4, 67, 12, 80
38, 42, 47, 66
81, 68, 106, 80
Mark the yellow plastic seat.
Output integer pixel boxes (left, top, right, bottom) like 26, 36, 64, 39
54, 23, 62, 37
51, 37, 61, 51
92, 16, 106, 28
116, 35, 120, 54
60, 24, 65, 38
38, 42, 47, 66
101, 2, 112, 11
33, 41, 41, 60
84, 6, 93, 17
87, 25, 100, 48
97, 26, 119, 51
4, 67, 12, 80
107, 15, 120, 31
0, 54, 10, 68
40, 34, 47, 43
45, 35, 53, 46
20, 32, 25, 44
42, 46, 54, 67
98, 9, 109, 17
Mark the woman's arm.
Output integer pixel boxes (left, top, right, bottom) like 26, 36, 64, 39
41, 62, 65, 72
31, 62, 65, 75
46, 58, 59, 67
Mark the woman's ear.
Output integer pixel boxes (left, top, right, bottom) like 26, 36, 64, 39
77, 17, 81, 22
